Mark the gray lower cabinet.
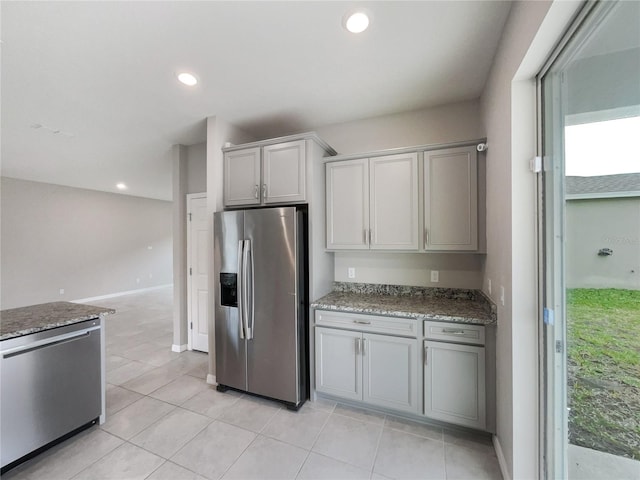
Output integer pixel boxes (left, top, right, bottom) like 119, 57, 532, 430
315, 327, 362, 401
315, 316, 419, 414
314, 310, 490, 431
423, 337, 486, 430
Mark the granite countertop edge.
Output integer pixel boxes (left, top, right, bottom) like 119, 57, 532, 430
311, 282, 498, 327
1, 302, 116, 341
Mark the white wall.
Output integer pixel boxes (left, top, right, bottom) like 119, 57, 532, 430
479, 1, 582, 479
1, 177, 173, 309
186, 142, 207, 194
316, 100, 486, 290
567, 197, 640, 289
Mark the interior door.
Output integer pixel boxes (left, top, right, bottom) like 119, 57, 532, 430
187, 194, 209, 352
244, 207, 299, 403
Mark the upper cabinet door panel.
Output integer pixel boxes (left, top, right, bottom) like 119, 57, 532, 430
224, 147, 261, 207
262, 140, 306, 204
326, 159, 369, 250
424, 146, 478, 251
369, 153, 419, 250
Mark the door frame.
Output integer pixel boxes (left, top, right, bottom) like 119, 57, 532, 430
537, 2, 618, 478
186, 192, 207, 351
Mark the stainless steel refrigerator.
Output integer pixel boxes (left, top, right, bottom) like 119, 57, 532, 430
214, 206, 308, 410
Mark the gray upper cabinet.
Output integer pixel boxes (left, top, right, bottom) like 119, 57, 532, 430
325, 158, 369, 249
224, 147, 261, 207
326, 153, 419, 251
423, 145, 478, 251
262, 140, 306, 204
223, 139, 307, 207
369, 153, 419, 250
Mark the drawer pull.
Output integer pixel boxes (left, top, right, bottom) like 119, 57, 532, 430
353, 320, 371, 325
441, 328, 467, 335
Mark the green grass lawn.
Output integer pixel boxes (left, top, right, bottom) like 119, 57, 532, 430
566, 288, 640, 460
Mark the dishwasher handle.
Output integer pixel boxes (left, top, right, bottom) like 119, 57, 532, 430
1, 326, 100, 359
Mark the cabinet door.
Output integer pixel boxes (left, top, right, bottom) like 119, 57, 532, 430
424, 341, 486, 430
424, 146, 478, 250
315, 327, 362, 401
224, 147, 261, 207
262, 140, 306, 204
363, 333, 419, 414
369, 153, 419, 250
326, 159, 369, 249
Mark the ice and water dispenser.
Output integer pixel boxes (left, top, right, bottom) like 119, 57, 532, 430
219, 273, 237, 307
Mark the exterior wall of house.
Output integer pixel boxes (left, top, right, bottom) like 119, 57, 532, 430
0, 176, 173, 309
567, 197, 640, 290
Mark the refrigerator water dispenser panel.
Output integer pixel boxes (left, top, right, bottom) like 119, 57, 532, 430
220, 273, 238, 307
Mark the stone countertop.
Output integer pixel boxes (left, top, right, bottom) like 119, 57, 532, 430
311, 283, 497, 326
0, 301, 116, 341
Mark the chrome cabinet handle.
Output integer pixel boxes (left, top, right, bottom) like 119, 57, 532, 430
424, 345, 428, 365
424, 228, 429, 249
254, 184, 259, 199
355, 337, 361, 355
262, 184, 267, 199
353, 320, 371, 325
442, 328, 466, 335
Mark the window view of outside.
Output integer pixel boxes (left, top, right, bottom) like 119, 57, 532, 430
564, 115, 640, 460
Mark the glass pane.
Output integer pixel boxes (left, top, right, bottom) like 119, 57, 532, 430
541, 1, 640, 478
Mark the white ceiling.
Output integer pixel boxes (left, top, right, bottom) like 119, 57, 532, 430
1, 1, 512, 201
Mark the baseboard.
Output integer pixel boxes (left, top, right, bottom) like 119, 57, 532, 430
172, 344, 188, 353
493, 434, 511, 480
206, 374, 217, 385
72, 284, 173, 303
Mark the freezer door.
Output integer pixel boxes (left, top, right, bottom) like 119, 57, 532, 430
245, 207, 300, 403
214, 210, 247, 391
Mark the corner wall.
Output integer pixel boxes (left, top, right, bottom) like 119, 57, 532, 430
479, 1, 582, 478
1, 177, 173, 309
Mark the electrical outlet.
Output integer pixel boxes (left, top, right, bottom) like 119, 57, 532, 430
59, 288, 64, 295
430, 270, 439, 283
347, 267, 356, 279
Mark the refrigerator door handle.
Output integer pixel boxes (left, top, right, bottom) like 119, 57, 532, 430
242, 240, 253, 340
243, 239, 254, 340
237, 240, 245, 339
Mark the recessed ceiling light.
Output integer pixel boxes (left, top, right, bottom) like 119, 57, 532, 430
116, 183, 127, 190
177, 72, 198, 86
344, 11, 370, 33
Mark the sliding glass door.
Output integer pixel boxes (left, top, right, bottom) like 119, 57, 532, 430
540, 1, 640, 478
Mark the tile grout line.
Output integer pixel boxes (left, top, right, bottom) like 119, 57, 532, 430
369, 414, 387, 477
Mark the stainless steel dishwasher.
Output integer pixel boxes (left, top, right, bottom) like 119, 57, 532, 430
0, 318, 102, 469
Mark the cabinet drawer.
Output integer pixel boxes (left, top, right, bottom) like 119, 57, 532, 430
315, 310, 418, 338
424, 321, 485, 345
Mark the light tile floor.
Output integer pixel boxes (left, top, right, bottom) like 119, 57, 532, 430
3, 287, 503, 480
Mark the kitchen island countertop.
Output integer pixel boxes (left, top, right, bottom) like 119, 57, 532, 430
0, 302, 115, 341
311, 282, 496, 326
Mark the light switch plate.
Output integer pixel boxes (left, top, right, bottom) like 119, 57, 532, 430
348, 267, 356, 279
430, 270, 439, 282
